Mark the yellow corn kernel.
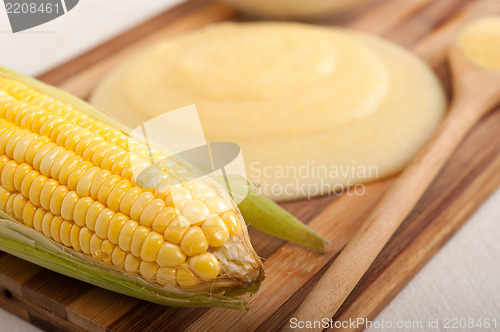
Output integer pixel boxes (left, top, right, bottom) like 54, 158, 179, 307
41, 212, 54, 238
0, 127, 19, 156
12, 133, 36, 163
73, 196, 93, 227
49, 185, 69, 216
101, 240, 115, 264
142, 171, 166, 192
119, 163, 133, 182
20, 108, 40, 130
82, 140, 106, 161
130, 225, 149, 258
189, 252, 221, 281
38, 115, 62, 137
74, 133, 99, 156
51, 150, 75, 180
2, 104, 17, 123
14, 104, 30, 124
156, 242, 186, 268
76, 166, 99, 197
90, 233, 103, 259
180, 226, 208, 256
1, 160, 18, 192
39, 179, 59, 211
59, 220, 73, 247
74, 116, 94, 129
166, 164, 189, 177
12, 194, 26, 220
129, 191, 154, 221
58, 155, 83, 185
5, 129, 30, 158
154, 177, 180, 199
4, 193, 15, 220
65, 130, 86, 151
182, 200, 209, 225
140, 231, 164, 262
30, 113, 49, 133
140, 198, 165, 227
22, 202, 37, 228
151, 207, 177, 233
60, 191, 79, 221
28, 174, 48, 207
49, 122, 71, 143
124, 254, 140, 274
49, 216, 63, 243
97, 174, 122, 204
55, 125, 77, 147
107, 213, 128, 245
183, 179, 209, 191
89, 169, 111, 199
67, 161, 93, 191
132, 163, 159, 188
70, 225, 82, 252
201, 215, 230, 247
0, 155, 10, 177
85, 201, 105, 231
107, 132, 126, 145
33, 208, 45, 232
110, 153, 130, 176
129, 159, 151, 186
119, 187, 142, 216
106, 179, 132, 212
21, 169, 39, 198
32, 142, 57, 171
101, 148, 126, 171
156, 267, 177, 286
164, 216, 190, 244
118, 220, 139, 252
191, 188, 217, 202
39, 145, 64, 177
176, 267, 201, 287
166, 187, 192, 210
0, 187, 10, 211
95, 208, 114, 239
176, 173, 195, 183
140, 261, 158, 280
111, 247, 127, 268
91, 144, 116, 166
13, 163, 32, 192
204, 197, 230, 215
221, 211, 243, 236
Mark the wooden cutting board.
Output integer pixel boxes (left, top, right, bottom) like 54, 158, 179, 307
1, 0, 500, 331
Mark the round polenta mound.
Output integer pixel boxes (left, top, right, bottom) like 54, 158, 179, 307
91, 22, 446, 201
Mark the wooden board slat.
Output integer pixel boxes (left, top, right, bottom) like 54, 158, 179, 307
2, 0, 500, 331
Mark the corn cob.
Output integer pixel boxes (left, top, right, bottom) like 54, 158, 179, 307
0, 67, 265, 310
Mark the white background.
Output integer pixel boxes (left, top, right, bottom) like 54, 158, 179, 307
1, 1, 500, 331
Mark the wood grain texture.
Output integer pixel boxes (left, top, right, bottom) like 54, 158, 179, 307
289, 9, 500, 326
1, 0, 500, 331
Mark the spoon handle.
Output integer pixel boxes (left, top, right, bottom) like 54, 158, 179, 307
285, 99, 485, 330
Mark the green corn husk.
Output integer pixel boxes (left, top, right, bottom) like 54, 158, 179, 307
239, 191, 328, 253
0, 214, 253, 310
0, 66, 327, 253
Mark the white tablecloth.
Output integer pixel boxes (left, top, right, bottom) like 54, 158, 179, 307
0, 1, 499, 331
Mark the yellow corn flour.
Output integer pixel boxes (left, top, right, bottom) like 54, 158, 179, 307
458, 16, 500, 71
91, 23, 446, 201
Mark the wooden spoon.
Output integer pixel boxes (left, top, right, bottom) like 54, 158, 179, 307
284, 40, 500, 330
